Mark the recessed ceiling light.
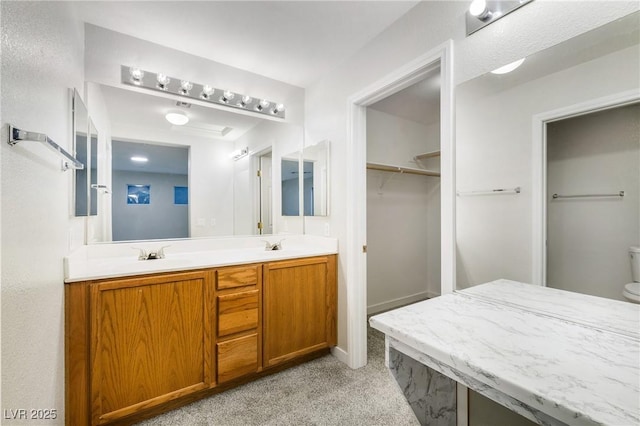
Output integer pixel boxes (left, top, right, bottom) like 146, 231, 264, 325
131, 156, 148, 163
165, 111, 189, 126
491, 58, 526, 75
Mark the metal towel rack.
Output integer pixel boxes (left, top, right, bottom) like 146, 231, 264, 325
457, 187, 521, 196
7, 124, 84, 171
552, 191, 624, 199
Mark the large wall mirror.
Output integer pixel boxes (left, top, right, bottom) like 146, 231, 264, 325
92, 84, 303, 243
455, 12, 640, 301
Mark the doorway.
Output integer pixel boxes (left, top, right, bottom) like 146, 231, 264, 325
532, 90, 640, 289
546, 103, 639, 300
345, 41, 455, 369
258, 150, 273, 235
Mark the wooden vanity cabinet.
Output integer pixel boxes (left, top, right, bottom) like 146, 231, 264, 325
263, 255, 337, 367
66, 255, 336, 425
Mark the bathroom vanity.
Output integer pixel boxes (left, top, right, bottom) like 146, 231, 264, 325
370, 279, 640, 426
64, 236, 337, 425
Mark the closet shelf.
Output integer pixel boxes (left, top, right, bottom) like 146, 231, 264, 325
414, 150, 441, 160
366, 162, 440, 177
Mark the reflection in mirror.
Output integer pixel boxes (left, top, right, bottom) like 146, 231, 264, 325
455, 12, 640, 296
94, 84, 303, 242
302, 140, 329, 216
111, 140, 188, 241
281, 153, 300, 216
89, 119, 98, 216
73, 89, 89, 217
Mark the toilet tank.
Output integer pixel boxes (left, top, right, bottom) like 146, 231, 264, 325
631, 247, 640, 282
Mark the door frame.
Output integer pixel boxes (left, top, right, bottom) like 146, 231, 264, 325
251, 147, 273, 235
531, 89, 640, 286
345, 40, 455, 369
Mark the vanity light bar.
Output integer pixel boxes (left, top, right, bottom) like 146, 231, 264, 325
120, 66, 286, 119
466, 0, 534, 36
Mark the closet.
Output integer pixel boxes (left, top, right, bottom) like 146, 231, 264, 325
365, 70, 441, 315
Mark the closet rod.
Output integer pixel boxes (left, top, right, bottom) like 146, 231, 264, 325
8, 124, 84, 171
552, 191, 624, 199
457, 187, 521, 196
366, 162, 440, 177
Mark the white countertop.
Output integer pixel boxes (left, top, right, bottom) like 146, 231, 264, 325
64, 235, 337, 283
369, 280, 640, 426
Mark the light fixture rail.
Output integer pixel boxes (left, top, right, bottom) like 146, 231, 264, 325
121, 66, 285, 119
7, 124, 84, 171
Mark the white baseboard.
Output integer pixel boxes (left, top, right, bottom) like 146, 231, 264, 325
331, 346, 349, 365
367, 291, 437, 315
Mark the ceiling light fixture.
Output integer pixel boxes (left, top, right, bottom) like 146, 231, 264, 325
121, 66, 286, 119
466, 0, 534, 36
131, 156, 148, 163
490, 58, 526, 74
165, 111, 189, 126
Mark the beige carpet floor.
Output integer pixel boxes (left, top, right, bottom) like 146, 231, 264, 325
138, 326, 419, 425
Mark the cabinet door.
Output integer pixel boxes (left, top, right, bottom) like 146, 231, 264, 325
90, 271, 213, 425
263, 256, 337, 367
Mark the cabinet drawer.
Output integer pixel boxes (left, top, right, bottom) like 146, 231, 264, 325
218, 290, 259, 337
217, 333, 258, 383
217, 265, 259, 290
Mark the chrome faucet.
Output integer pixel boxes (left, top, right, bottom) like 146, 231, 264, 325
133, 245, 171, 260
263, 239, 284, 251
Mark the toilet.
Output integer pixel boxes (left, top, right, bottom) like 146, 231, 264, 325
623, 246, 640, 303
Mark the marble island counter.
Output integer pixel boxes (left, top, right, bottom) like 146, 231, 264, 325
370, 280, 640, 426
64, 235, 338, 282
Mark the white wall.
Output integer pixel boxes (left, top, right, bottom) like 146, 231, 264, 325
233, 120, 304, 236
456, 45, 640, 289
366, 109, 440, 313
305, 0, 639, 352
547, 104, 640, 300
1, 2, 85, 422
84, 24, 305, 127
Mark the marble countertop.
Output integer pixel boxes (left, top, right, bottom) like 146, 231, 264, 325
369, 281, 640, 426
64, 235, 337, 282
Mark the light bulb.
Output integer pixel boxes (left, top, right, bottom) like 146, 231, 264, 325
156, 73, 170, 90
129, 67, 144, 85
220, 90, 235, 103
271, 103, 285, 115
238, 95, 253, 107
255, 99, 270, 112
165, 112, 189, 126
490, 58, 526, 74
201, 85, 214, 100
131, 156, 148, 163
179, 80, 193, 95
469, 0, 491, 19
